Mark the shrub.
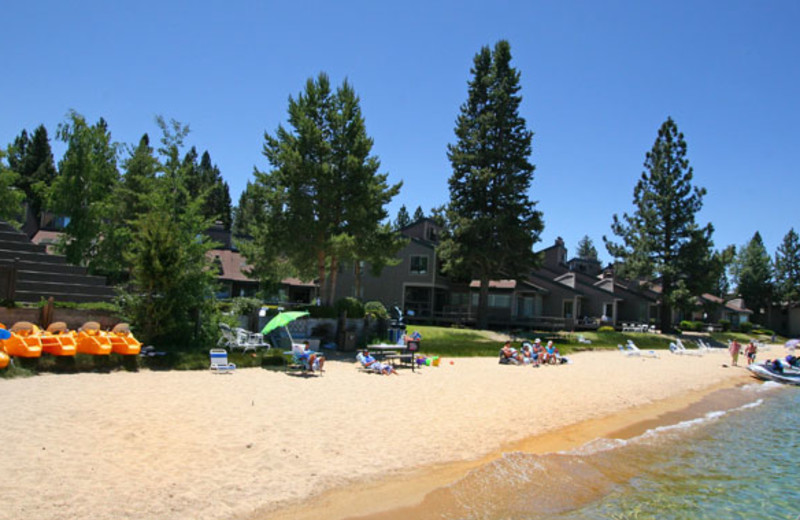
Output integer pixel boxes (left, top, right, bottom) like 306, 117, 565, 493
598, 326, 615, 332
335, 297, 365, 319
738, 321, 753, 333
364, 301, 389, 320
230, 297, 262, 317
719, 319, 731, 332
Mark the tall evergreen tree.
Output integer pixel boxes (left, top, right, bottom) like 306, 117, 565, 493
7, 125, 57, 222
576, 235, 598, 261
253, 73, 401, 304
440, 40, 543, 329
0, 148, 25, 226
394, 205, 411, 230
774, 228, 800, 305
709, 245, 737, 298
412, 206, 425, 222
604, 117, 714, 332
93, 134, 160, 282
733, 232, 773, 316
50, 112, 119, 266
232, 180, 267, 236
120, 119, 218, 348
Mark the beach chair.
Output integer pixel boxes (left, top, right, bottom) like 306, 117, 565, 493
669, 339, 705, 356
217, 323, 269, 353
284, 343, 323, 375
209, 348, 236, 373
577, 335, 592, 344
356, 352, 395, 375
621, 340, 659, 358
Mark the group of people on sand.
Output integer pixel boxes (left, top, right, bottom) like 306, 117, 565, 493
499, 338, 565, 366
728, 339, 758, 366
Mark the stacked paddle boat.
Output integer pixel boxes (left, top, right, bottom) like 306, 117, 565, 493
0, 321, 143, 365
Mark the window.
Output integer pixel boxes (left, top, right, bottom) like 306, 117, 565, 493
563, 300, 574, 319
410, 255, 429, 274
489, 294, 511, 308
470, 293, 511, 308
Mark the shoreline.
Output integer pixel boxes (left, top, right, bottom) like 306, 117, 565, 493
0, 349, 758, 520
247, 375, 756, 520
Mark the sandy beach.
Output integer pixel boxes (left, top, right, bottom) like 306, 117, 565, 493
0, 349, 756, 520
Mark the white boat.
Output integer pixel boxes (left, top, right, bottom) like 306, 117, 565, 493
746, 362, 800, 386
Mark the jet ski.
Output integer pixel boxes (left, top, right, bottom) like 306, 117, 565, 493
747, 360, 800, 386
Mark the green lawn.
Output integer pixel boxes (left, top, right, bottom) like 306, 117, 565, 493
406, 325, 783, 358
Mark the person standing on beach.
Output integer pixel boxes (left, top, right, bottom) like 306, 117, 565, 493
745, 341, 757, 365
729, 339, 741, 366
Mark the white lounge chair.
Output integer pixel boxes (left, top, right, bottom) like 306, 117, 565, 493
209, 348, 236, 373
624, 340, 659, 358
218, 323, 270, 353
669, 339, 704, 356
577, 335, 592, 344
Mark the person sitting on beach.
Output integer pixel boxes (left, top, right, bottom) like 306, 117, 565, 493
357, 350, 398, 375
296, 340, 325, 372
768, 358, 784, 374
519, 343, 539, 366
499, 341, 521, 365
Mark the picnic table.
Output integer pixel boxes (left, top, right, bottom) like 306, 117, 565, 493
368, 340, 421, 372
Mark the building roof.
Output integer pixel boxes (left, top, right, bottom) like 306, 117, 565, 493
208, 249, 253, 282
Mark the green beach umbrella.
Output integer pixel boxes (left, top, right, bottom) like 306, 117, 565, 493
261, 311, 310, 335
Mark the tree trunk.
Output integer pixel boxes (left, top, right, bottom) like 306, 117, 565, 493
354, 259, 362, 300
477, 276, 490, 330
329, 255, 339, 305
317, 250, 327, 306
659, 277, 672, 333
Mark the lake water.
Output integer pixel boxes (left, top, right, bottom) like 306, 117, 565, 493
403, 381, 800, 520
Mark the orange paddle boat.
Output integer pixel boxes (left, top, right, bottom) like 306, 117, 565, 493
2, 321, 43, 358
0, 324, 10, 369
108, 323, 142, 355
75, 321, 112, 355
41, 322, 77, 356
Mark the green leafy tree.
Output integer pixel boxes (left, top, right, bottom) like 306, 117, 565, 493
440, 40, 543, 329
7, 125, 58, 222
253, 73, 401, 304
576, 235, 598, 261
604, 117, 714, 332
119, 119, 219, 348
50, 112, 119, 266
394, 205, 411, 230
0, 148, 25, 226
774, 228, 800, 305
732, 231, 773, 314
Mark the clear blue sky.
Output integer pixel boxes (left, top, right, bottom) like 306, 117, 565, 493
2, 1, 798, 264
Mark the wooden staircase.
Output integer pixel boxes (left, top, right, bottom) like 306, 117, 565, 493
0, 221, 115, 304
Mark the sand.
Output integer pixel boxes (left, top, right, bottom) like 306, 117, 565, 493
0, 348, 756, 520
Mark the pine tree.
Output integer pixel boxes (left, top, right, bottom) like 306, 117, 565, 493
412, 206, 425, 222
576, 235, 598, 261
93, 134, 159, 282
120, 119, 219, 348
440, 40, 543, 329
7, 125, 57, 222
774, 228, 800, 305
605, 117, 714, 332
254, 73, 401, 304
733, 232, 773, 316
0, 148, 25, 226
394, 205, 410, 230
